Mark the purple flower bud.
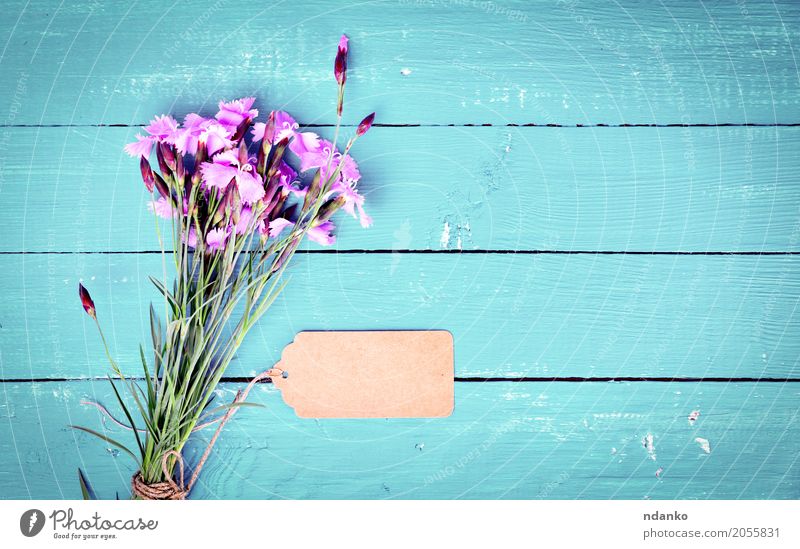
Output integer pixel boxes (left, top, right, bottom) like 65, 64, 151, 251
231, 118, 251, 143
356, 112, 375, 137
78, 283, 96, 319
334, 34, 348, 85
156, 143, 171, 175
139, 156, 155, 193
334, 54, 347, 86
159, 141, 177, 169
317, 196, 346, 222
264, 111, 276, 144
272, 237, 301, 273
153, 172, 170, 199
176, 151, 185, 182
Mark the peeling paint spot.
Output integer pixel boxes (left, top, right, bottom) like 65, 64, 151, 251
415, 443, 424, 452
400, 67, 412, 76
439, 221, 451, 249
642, 433, 656, 460
688, 410, 700, 426
655, 467, 664, 479
611, 447, 617, 455
695, 437, 711, 454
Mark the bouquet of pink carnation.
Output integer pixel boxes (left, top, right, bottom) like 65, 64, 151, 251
75, 35, 374, 499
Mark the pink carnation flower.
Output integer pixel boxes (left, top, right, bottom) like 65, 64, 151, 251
268, 217, 294, 239
174, 114, 232, 156
234, 206, 254, 235
216, 97, 258, 131
267, 217, 336, 246
333, 181, 372, 228
124, 114, 179, 157
206, 227, 230, 252
252, 111, 320, 159
200, 150, 265, 205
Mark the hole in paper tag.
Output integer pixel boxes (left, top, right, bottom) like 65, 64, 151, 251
270, 331, 454, 418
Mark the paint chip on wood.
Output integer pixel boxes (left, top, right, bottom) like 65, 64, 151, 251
695, 437, 711, 454
642, 433, 656, 460
688, 410, 700, 426
439, 221, 451, 248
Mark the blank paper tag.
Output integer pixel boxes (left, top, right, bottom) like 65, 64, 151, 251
269, 331, 454, 418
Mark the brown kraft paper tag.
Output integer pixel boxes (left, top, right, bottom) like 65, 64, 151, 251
269, 331, 454, 418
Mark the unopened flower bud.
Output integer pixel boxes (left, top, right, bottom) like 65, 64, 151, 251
139, 156, 155, 193
154, 172, 170, 199
334, 34, 348, 85
176, 151, 185, 182
156, 143, 171, 176
232, 118, 251, 143
159, 142, 177, 169
317, 196, 346, 222
78, 283, 96, 319
356, 112, 375, 137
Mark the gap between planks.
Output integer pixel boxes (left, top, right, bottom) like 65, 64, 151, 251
2, 250, 800, 256
2, 377, 799, 383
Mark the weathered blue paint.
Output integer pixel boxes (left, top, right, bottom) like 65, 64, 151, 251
0, 0, 798, 499
1, 127, 799, 253
0, 381, 797, 499
1, 254, 799, 380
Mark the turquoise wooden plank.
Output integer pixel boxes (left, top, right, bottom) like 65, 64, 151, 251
2, 126, 799, 253
1, 254, 798, 380
1, 380, 797, 499
1, 1, 798, 125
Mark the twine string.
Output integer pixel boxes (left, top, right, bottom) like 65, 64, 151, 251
129, 368, 278, 500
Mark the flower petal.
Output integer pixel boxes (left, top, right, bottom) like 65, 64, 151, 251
200, 161, 238, 190
124, 134, 155, 158
236, 170, 265, 205
308, 220, 336, 246
268, 217, 294, 238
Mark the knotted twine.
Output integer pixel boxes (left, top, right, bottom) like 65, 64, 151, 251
90, 368, 276, 500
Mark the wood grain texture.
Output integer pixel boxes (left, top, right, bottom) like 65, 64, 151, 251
1, 253, 798, 380
1, 0, 798, 125
2, 126, 799, 252
1, 380, 797, 499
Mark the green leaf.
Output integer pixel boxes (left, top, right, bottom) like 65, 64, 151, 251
149, 275, 181, 313
77, 468, 96, 500
106, 376, 146, 458
70, 425, 139, 464
139, 345, 156, 412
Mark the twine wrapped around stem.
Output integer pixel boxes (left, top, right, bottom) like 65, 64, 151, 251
129, 369, 275, 500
